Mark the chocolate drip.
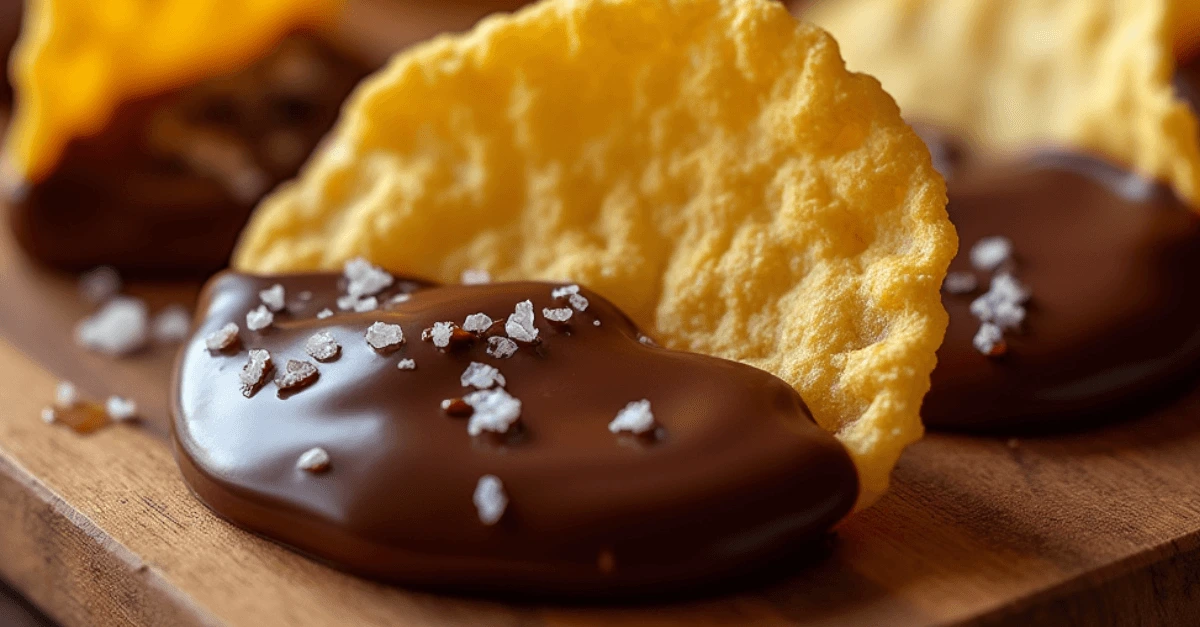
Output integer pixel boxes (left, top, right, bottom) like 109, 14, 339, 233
8, 35, 371, 275
923, 137, 1200, 432
172, 272, 858, 596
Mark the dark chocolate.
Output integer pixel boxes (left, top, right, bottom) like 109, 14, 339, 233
923, 138, 1200, 432
8, 34, 370, 275
172, 271, 858, 597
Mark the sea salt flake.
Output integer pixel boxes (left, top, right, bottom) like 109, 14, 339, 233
608, 399, 655, 434
40, 407, 56, 424
389, 293, 412, 305
246, 305, 274, 331
543, 307, 573, 323
56, 381, 78, 408
79, 266, 122, 304
353, 296, 378, 312
505, 300, 539, 343
990, 272, 1032, 305
239, 349, 273, 396
551, 284, 580, 299
344, 257, 393, 298
205, 322, 240, 351
461, 362, 506, 389
316, 308, 334, 319
152, 304, 192, 344
305, 331, 340, 361
593, 320, 601, 327
105, 396, 138, 421
473, 474, 508, 525
425, 321, 455, 348
75, 297, 149, 356
942, 272, 978, 295
365, 322, 405, 350
973, 323, 1007, 357
297, 447, 331, 473
487, 336, 518, 359
397, 358, 417, 370
259, 284, 286, 312
464, 388, 522, 436
568, 293, 589, 312
275, 359, 319, 392
463, 313, 493, 333
970, 236, 1014, 272
461, 269, 491, 285
638, 334, 657, 347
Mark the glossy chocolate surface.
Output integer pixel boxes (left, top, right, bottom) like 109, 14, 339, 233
924, 138, 1200, 431
9, 35, 370, 275
172, 272, 858, 596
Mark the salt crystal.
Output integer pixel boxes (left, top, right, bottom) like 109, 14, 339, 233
942, 272, 978, 295
365, 322, 405, 350
205, 322, 240, 351
353, 296, 378, 313
344, 257, 393, 298
505, 300, 539, 343
78, 266, 121, 304
970, 236, 1014, 272
487, 336, 518, 359
105, 396, 138, 421
542, 307, 573, 323
239, 349, 273, 396
973, 323, 1007, 356
461, 362, 506, 389
426, 321, 454, 348
75, 297, 149, 356
464, 388, 522, 436
638, 334, 657, 347
297, 447, 331, 473
152, 305, 192, 344
461, 269, 491, 285
551, 284, 580, 299
259, 284, 286, 312
970, 291, 1026, 331
316, 308, 334, 319
40, 407, 56, 424
389, 293, 412, 305
608, 399, 655, 434
568, 293, 589, 312
473, 474, 508, 525
297, 291, 313, 302
246, 305, 274, 331
990, 272, 1031, 305
463, 313, 493, 333
55, 381, 78, 408
397, 358, 416, 370
275, 359, 319, 392
593, 320, 601, 327
305, 331, 340, 361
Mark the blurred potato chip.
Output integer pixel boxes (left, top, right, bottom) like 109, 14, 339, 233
234, 0, 956, 507
807, 0, 1200, 205
5, 0, 343, 182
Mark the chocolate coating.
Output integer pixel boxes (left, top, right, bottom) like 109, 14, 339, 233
924, 143, 1200, 432
9, 35, 370, 275
172, 272, 858, 597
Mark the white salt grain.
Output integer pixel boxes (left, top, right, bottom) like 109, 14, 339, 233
75, 297, 149, 356
463, 313, 493, 333
638, 334, 657, 347
487, 336, 518, 359
352, 296, 378, 313
259, 284, 286, 312
551, 284, 580, 299
397, 358, 417, 371
389, 293, 412, 305
297, 447, 331, 473
152, 304, 192, 344
593, 320, 601, 327
305, 331, 340, 361
461, 362, 506, 389
543, 307, 573, 323
344, 257, 393, 298
55, 381, 78, 408
473, 475, 508, 525
365, 322, 405, 350
970, 236, 1014, 272
990, 272, 1032, 305
40, 407, 56, 424
105, 396, 138, 422
568, 293, 589, 312
942, 272, 978, 295
239, 349, 273, 395
428, 321, 454, 348
505, 300, 539, 343
461, 269, 492, 285
316, 308, 334, 319
246, 305, 274, 331
973, 323, 1007, 357
205, 322, 240, 351
608, 399, 655, 434
275, 359, 319, 391
464, 388, 522, 436
78, 266, 121, 304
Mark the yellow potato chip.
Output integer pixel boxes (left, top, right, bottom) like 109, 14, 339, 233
5, 0, 343, 182
807, 0, 1200, 205
234, 0, 956, 508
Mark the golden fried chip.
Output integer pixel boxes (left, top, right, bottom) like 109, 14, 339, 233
5, 0, 343, 182
234, 0, 956, 508
807, 0, 1200, 205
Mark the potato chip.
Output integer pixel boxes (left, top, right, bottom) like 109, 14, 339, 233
5, 0, 343, 182
807, 0, 1200, 205
234, 0, 956, 508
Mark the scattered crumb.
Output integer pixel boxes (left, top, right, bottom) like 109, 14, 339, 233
543, 307, 573, 323
608, 399, 655, 434
152, 305, 192, 344
239, 349, 273, 397
464, 388, 522, 436
316, 308, 334, 319
275, 359, 319, 392
246, 305, 274, 331
463, 312, 494, 333
473, 475, 508, 525
397, 358, 416, 370
461, 362, 506, 389
75, 297, 149, 356
78, 266, 121, 304
970, 236, 1014, 272
305, 331, 340, 361
505, 300, 539, 342
297, 447, 331, 473
205, 322, 240, 351
487, 336, 518, 359
344, 257, 393, 298
365, 322, 405, 350
973, 322, 1007, 357
461, 269, 492, 285
942, 272, 978, 295
105, 396, 138, 422
259, 284, 286, 312
56, 381, 78, 408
